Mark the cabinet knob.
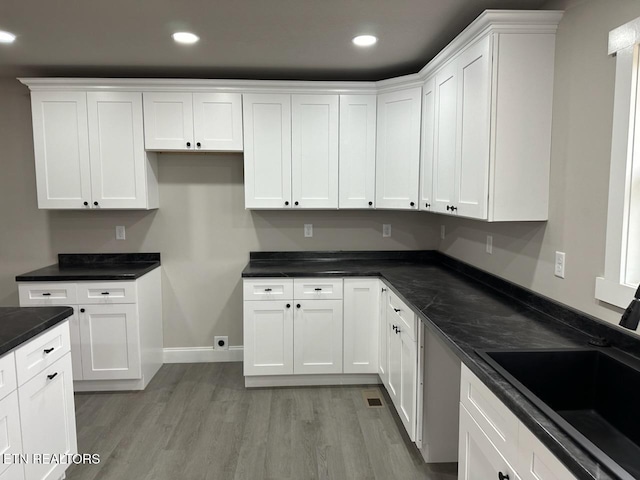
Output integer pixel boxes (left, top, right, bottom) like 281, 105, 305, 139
94, 201, 99, 206
498, 473, 509, 480
43, 347, 54, 354
80, 308, 85, 313
47, 372, 58, 380
294, 201, 299, 206
196, 142, 201, 148
286, 304, 291, 309
368, 201, 373, 206
446, 205, 451, 211
83, 201, 88, 206
381, 288, 387, 292
410, 202, 415, 207
451, 206, 457, 212
425, 203, 430, 208
285, 201, 290, 206
186, 142, 191, 148
394, 308, 401, 313
296, 304, 301, 309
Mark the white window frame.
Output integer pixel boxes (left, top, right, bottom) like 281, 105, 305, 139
596, 17, 640, 308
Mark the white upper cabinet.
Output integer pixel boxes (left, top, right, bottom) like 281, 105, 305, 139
243, 94, 292, 209
375, 87, 422, 210
291, 95, 339, 209
30, 91, 92, 209
455, 36, 492, 219
30, 91, 158, 210
87, 92, 150, 209
431, 61, 458, 215
143, 92, 242, 151
419, 77, 436, 212
339, 95, 377, 209
193, 93, 244, 151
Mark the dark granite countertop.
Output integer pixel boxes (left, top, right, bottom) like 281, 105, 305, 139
0, 306, 73, 356
16, 253, 161, 282
243, 251, 640, 480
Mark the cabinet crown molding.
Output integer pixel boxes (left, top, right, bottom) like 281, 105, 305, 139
18, 10, 562, 94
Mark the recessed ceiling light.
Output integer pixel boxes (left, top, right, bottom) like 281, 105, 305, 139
352, 35, 377, 47
172, 32, 199, 44
0, 30, 16, 44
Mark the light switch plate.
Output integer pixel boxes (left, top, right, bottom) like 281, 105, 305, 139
383, 224, 391, 237
116, 226, 126, 240
304, 224, 313, 237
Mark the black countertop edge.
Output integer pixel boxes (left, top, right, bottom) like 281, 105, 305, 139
15, 253, 161, 282
0, 307, 73, 357
249, 250, 439, 262
58, 253, 160, 267
242, 250, 638, 480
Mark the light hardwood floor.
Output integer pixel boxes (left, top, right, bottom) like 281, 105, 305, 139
67, 363, 457, 480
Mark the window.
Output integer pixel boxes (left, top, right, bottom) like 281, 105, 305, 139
596, 16, 640, 307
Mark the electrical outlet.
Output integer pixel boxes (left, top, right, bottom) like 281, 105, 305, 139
214, 336, 229, 351
304, 224, 313, 237
440, 225, 445, 240
554, 251, 566, 278
115, 226, 126, 240
486, 235, 493, 254
383, 224, 391, 237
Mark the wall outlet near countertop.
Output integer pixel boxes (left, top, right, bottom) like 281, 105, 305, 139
383, 224, 391, 237
486, 235, 493, 254
440, 225, 445, 240
554, 251, 565, 278
115, 225, 126, 240
304, 224, 313, 237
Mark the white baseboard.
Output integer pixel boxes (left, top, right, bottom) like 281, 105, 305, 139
163, 346, 243, 363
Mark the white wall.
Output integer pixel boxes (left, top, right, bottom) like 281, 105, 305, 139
0, 78, 438, 347
439, 0, 640, 332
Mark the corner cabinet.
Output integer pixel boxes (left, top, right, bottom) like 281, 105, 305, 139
142, 92, 243, 152
423, 28, 557, 221
375, 87, 422, 210
30, 91, 158, 210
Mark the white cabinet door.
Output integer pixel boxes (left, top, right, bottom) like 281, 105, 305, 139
343, 279, 379, 374
379, 284, 389, 387
20, 353, 77, 480
386, 305, 402, 405
398, 331, 417, 441
30, 91, 92, 209
87, 92, 148, 209
420, 77, 436, 211
142, 92, 194, 151
375, 87, 422, 210
455, 36, 492, 219
293, 300, 343, 374
193, 93, 243, 151
79, 304, 141, 380
243, 301, 293, 376
291, 95, 339, 209
432, 61, 458, 214
243, 94, 292, 209
0, 392, 23, 479
339, 95, 377, 209
518, 423, 577, 480
459, 403, 520, 480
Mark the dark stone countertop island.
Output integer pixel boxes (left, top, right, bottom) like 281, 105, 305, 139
0, 306, 73, 356
16, 253, 161, 282
243, 250, 640, 480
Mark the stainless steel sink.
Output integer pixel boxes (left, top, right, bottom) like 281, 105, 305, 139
477, 348, 640, 480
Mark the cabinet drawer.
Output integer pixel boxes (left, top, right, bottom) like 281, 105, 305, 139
460, 364, 519, 466
294, 278, 343, 300
387, 290, 416, 341
0, 354, 17, 402
77, 281, 137, 304
15, 321, 71, 386
18, 283, 77, 306
518, 422, 577, 480
243, 279, 293, 301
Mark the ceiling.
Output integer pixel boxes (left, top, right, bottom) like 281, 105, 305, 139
0, 0, 550, 81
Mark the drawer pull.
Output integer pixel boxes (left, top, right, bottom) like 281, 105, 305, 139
264, 288, 272, 292
314, 288, 322, 291
393, 308, 401, 313
47, 372, 58, 380
42, 293, 51, 296
498, 473, 509, 480
43, 347, 54, 354
101, 292, 110, 295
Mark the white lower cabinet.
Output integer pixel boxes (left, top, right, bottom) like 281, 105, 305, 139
243, 301, 294, 376
459, 403, 521, 480
18, 269, 163, 391
0, 392, 24, 480
460, 366, 577, 480
378, 284, 389, 387
293, 300, 343, 374
343, 279, 379, 374
20, 353, 76, 480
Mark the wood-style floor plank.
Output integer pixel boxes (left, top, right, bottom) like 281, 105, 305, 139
66, 363, 457, 480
